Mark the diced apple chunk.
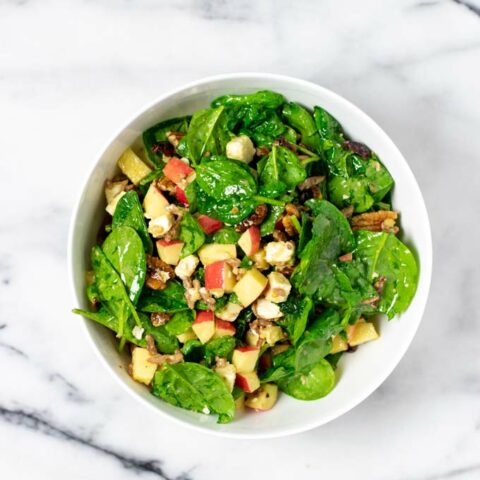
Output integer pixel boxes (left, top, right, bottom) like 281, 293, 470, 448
331, 334, 348, 354
245, 383, 278, 411
238, 226, 261, 256
232, 346, 260, 373
251, 248, 269, 270
105, 179, 128, 204
235, 371, 260, 393
156, 240, 184, 265
117, 148, 152, 185
105, 191, 126, 216
131, 347, 157, 385
148, 212, 174, 238
347, 320, 379, 347
143, 183, 170, 219
259, 324, 285, 346
214, 319, 236, 338
246, 328, 260, 347
198, 243, 237, 266
205, 260, 236, 295
176, 328, 197, 344
215, 302, 243, 322
192, 311, 215, 344
175, 186, 189, 206
233, 268, 268, 307
197, 215, 224, 235
163, 157, 194, 185
214, 361, 236, 392
234, 390, 245, 411
264, 272, 291, 303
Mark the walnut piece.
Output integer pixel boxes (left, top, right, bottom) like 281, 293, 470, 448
151, 312, 171, 326
146, 255, 175, 290
351, 210, 399, 234
235, 204, 268, 233
148, 349, 184, 365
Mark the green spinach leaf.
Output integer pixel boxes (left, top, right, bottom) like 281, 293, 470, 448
137, 280, 188, 313
211, 90, 284, 109
112, 191, 153, 254
282, 102, 322, 153
211, 227, 240, 244
152, 362, 235, 423
178, 213, 206, 258
102, 226, 146, 304
355, 231, 418, 318
165, 310, 194, 336
204, 336, 236, 365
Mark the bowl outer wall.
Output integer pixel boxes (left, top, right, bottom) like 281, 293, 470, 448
68, 73, 432, 439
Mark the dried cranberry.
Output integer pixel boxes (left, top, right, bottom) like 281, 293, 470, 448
343, 140, 371, 159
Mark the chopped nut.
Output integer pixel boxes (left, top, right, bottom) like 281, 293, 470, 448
351, 210, 399, 234
199, 287, 216, 311
145, 334, 158, 356
151, 141, 174, 157
185, 279, 201, 309
151, 312, 171, 326
148, 349, 184, 365
256, 146, 270, 157
166, 131, 185, 147
275, 264, 296, 276
235, 204, 268, 233
282, 216, 297, 237
342, 205, 354, 219
298, 176, 325, 191
272, 229, 288, 241
146, 255, 175, 290
374, 276, 386, 293
155, 176, 176, 194
285, 203, 300, 218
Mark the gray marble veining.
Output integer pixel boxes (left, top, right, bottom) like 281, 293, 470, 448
1, 0, 479, 478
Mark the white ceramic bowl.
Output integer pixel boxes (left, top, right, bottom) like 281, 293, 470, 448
69, 73, 432, 438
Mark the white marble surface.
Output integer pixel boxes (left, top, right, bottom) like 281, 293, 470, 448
1, 0, 479, 478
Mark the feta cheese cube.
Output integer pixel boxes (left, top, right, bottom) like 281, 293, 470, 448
226, 135, 256, 163
148, 213, 174, 238
265, 241, 295, 266
175, 254, 199, 280
253, 298, 283, 319
132, 326, 145, 340
264, 272, 291, 303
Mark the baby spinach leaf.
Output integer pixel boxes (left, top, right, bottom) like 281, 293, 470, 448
152, 362, 235, 423
258, 145, 306, 194
137, 280, 188, 313
165, 310, 194, 336
204, 336, 236, 365
277, 296, 313, 345
143, 116, 190, 166
260, 203, 285, 236
325, 145, 394, 213
90, 245, 141, 333
237, 108, 287, 147
292, 200, 354, 297
282, 102, 321, 153
181, 339, 204, 361
140, 312, 179, 353
211, 227, 240, 244
295, 309, 343, 371
112, 191, 153, 255
178, 213, 206, 258
277, 358, 335, 400
186, 107, 231, 164
102, 226, 146, 305
313, 106, 343, 144
196, 157, 257, 200
355, 231, 418, 318
211, 90, 284, 109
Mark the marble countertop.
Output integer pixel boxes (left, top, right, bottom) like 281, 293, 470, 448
1, 0, 479, 478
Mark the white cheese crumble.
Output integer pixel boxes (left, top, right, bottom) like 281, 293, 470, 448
265, 241, 295, 266
175, 255, 199, 280
132, 326, 145, 340
226, 135, 256, 163
148, 213, 174, 238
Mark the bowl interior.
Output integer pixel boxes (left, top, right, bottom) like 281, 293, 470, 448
70, 74, 432, 438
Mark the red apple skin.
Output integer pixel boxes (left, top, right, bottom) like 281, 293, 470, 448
238, 226, 261, 256
235, 372, 260, 393
204, 261, 235, 291
157, 239, 183, 247
236, 346, 259, 353
197, 215, 224, 235
194, 311, 215, 324
175, 186, 189, 206
163, 158, 194, 184
215, 319, 236, 337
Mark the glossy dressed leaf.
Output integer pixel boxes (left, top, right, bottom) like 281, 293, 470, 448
112, 191, 153, 255
258, 145, 306, 193
211, 90, 284, 109
152, 362, 235, 423
292, 200, 354, 297
102, 226, 146, 304
186, 107, 231, 164
278, 296, 313, 345
355, 231, 418, 318
211, 227, 240, 244
143, 116, 190, 166
178, 213, 206, 258
278, 359, 335, 400
165, 310, 194, 336
196, 157, 257, 200
204, 336, 236, 365
137, 280, 188, 313
313, 106, 343, 144
260, 203, 285, 236
282, 102, 321, 153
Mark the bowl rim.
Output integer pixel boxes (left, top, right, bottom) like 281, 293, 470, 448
68, 72, 433, 439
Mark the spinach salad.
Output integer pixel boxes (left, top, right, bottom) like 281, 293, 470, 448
73, 90, 418, 423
